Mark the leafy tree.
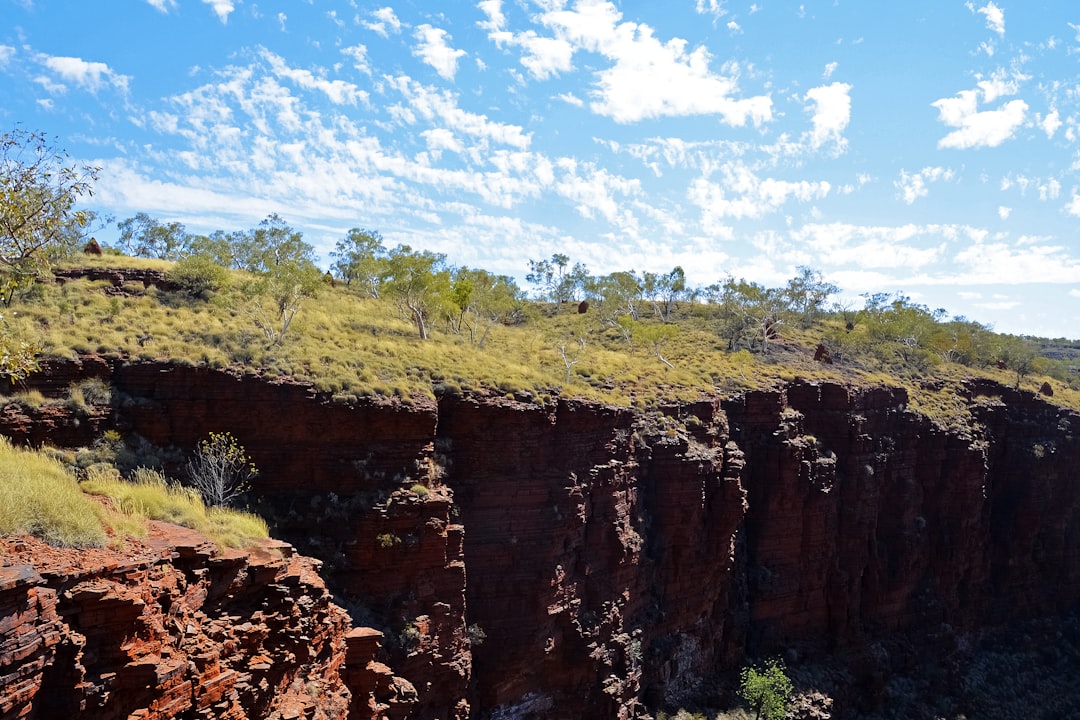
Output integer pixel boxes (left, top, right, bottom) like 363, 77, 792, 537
643, 266, 688, 322
1, 126, 99, 279
186, 431, 258, 508
446, 267, 523, 345
383, 245, 450, 340
527, 253, 589, 311
116, 212, 190, 260
233, 213, 315, 273
739, 658, 793, 720
331, 227, 387, 297
0, 315, 39, 381
784, 266, 838, 328
996, 335, 1038, 388
187, 229, 240, 268
239, 259, 324, 344
0, 128, 97, 378
588, 270, 644, 325
708, 278, 784, 353
627, 319, 678, 367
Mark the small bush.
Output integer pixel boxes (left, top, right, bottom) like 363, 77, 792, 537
67, 377, 112, 410
376, 532, 401, 549
185, 431, 258, 508
168, 254, 229, 298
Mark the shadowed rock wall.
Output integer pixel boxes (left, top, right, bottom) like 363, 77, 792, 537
3, 357, 1079, 719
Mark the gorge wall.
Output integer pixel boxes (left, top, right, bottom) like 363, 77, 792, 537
0, 524, 352, 720
2, 355, 1079, 719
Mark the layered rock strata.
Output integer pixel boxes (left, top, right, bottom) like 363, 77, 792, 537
2, 356, 1079, 718
0, 524, 350, 719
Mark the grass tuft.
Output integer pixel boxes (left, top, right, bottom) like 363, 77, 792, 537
80, 466, 268, 548
0, 437, 109, 548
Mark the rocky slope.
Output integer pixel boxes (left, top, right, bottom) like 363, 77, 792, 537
2, 355, 1079, 718
0, 523, 350, 720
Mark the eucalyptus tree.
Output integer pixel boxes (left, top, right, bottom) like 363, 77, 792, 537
527, 253, 589, 311
234, 213, 316, 273
783, 266, 838, 328
116, 213, 190, 260
643, 266, 689, 322
1, 127, 98, 275
0, 127, 99, 378
383, 245, 450, 340
331, 227, 386, 297
447, 267, 524, 346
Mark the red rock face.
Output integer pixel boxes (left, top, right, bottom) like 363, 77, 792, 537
0, 525, 350, 720
3, 359, 1080, 719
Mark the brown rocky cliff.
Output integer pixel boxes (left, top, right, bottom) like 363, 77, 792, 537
4, 358, 1080, 718
0, 524, 350, 720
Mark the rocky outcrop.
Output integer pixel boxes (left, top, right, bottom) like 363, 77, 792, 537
0, 524, 350, 720
3, 357, 1080, 718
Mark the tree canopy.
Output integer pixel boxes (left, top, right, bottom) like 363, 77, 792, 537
0, 127, 99, 275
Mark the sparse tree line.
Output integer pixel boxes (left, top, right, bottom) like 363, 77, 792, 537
109, 210, 1067, 387
1, 126, 1074, 389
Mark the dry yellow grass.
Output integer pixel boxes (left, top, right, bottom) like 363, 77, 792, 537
12, 257, 1074, 416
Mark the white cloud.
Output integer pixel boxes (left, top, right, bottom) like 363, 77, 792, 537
538, 1, 772, 125
277, 13, 287, 32
975, 2, 1005, 36
689, 163, 830, 223
481, 4, 576, 81
932, 89, 1027, 149
341, 45, 370, 75
556, 92, 584, 107
412, 25, 467, 81
554, 160, 641, 225
1065, 192, 1080, 217
789, 222, 950, 272
202, 0, 235, 24
895, 166, 955, 204
477, 0, 506, 32
804, 82, 851, 152
387, 76, 531, 149
695, 0, 728, 21
1041, 109, 1062, 138
515, 32, 576, 80
420, 128, 464, 160
998, 206, 1011, 219
260, 49, 367, 105
1042, 178, 1061, 201
364, 7, 402, 37
0, 45, 14, 66
146, 0, 178, 13
39, 55, 130, 94
953, 239, 1080, 284
976, 68, 1024, 103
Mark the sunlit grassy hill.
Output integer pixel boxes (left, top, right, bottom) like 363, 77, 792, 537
1, 251, 1079, 551
4, 252, 1079, 423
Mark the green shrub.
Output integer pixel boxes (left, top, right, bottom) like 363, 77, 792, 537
168, 254, 229, 298
739, 658, 793, 720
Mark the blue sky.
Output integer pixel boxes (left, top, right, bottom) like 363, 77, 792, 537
2, 0, 1079, 339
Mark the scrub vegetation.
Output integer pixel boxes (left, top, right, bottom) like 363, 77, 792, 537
2, 126, 1079, 550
